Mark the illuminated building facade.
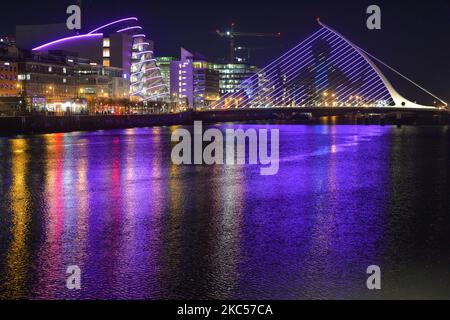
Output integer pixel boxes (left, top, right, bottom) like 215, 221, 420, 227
18, 56, 82, 113
17, 53, 129, 113
170, 49, 220, 108
156, 57, 176, 93
30, 17, 168, 104
0, 60, 22, 115
210, 63, 258, 95
0, 61, 20, 97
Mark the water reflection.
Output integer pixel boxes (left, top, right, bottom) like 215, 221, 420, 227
0, 125, 449, 299
5, 139, 30, 299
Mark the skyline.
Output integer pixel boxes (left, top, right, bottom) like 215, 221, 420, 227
0, 0, 449, 304
1, 0, 449, 103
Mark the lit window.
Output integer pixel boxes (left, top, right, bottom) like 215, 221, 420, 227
103, 38, 110, 48
103, 49, 110, 58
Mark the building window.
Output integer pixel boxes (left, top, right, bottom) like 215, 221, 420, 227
103, 48, 110, 58
103, 59, 110, 67
103, 38, 110, 48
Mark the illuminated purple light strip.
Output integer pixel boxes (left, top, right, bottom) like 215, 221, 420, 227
258, 51, 368, 107
362, 86, 390, 104
142, 93, 168, 102
134, 50, 154, 55
130, 76, 163, 86
251, 34, 349, 107
315, 23, 394, 107
270, 59, 378, 108
332, 63, 386, 99
131, 83, 168, 96
133, 34, 146, 38
257, 33, 341, 91
117, 26, 142, 33
131, 68, 159, 76
306, 47, 364, 93
32, 33, 103, 51
257, 40, 353, 107
88, 17, 139, 34
285, 71, 386, 108
134, 59, 157, 65
133, 43, 150, 48
335, 73, 382, 102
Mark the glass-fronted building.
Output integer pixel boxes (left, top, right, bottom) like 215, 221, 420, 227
210, 63, 258, 95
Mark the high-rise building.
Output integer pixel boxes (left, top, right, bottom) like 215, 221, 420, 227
170, 49, 220, 109
210, 63, 258, 95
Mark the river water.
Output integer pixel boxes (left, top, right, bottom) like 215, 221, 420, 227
0, 124, 449, 299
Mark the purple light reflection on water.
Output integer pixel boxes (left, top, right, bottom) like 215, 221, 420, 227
0, 125, 449, 300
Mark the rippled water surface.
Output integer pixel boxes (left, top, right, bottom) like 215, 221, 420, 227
0, 124, 449, 299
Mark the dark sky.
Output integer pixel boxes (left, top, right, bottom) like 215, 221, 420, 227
1, 0, 449, 103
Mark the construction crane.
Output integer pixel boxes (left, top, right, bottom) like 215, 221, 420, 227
216, 23, 281, 63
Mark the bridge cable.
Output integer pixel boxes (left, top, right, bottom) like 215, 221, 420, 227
355, 46, 447, 106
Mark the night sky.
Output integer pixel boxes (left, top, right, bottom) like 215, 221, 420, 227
1, 0, 449, 103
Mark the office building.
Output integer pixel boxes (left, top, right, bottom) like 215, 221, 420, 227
170, 49, 220, 108
0, 61, 20, 97
211, 63, 258, 95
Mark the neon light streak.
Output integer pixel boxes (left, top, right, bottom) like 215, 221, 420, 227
130, 76, 163, 86
141, 93, 169, 102
145, 83, 167, 90
117, 26, 143, 33
88, 17, 139, 34
133, 42, 150, 47
334, 71, 385, 102
134, 51, 154, 56
257, 33, 341, 89
32, 33, 103, 51
131, 84, 168, 97
133, 34, 146, 38
134, 59, 157, 65
278, 65, 380, 108
131, 68, 159, 76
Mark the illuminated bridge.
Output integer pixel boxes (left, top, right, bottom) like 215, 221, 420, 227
211, 20, 447, 111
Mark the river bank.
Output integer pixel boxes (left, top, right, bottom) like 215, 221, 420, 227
0, 108, 448, 135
